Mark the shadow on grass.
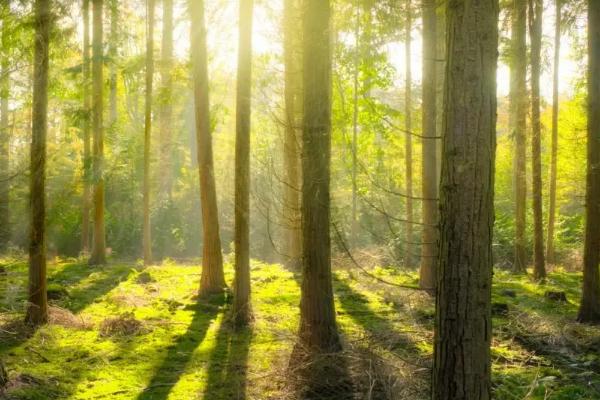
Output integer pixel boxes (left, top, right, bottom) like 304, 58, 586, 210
136, 294, 225, 400
201, 321, 252, 400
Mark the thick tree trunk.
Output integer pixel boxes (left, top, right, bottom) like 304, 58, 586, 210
404, 0, 414, 268
26, 0, 51, 326
81, 0, 91, 255
89, 0, 106, 265
296, 0, 341, 353
578, 0, 600, 323
233, 0, 253, 327
511, 0, 528, 274
529, 0, 546, 280
143, 0, 155, 266
546, 0, 561, 264
0, 5, 10, 251
109, 0, 117, 126
190, 0, 225, 295
432, 1, 498, 398
283, 0, 302, 269
420, 0, 438, 291
158, 0, 173, 199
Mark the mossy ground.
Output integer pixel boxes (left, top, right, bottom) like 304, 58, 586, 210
0, 258, 599, 399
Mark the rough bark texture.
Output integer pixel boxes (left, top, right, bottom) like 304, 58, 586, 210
432, 0, 498, 398
81, 0, 91, 254
296, 0, 341, 353
26, 0, 50, 325
0, 5, 10, 251
190, 0, 225, 295
143, 0, 155, 266
282, 0, 302, 269
511, 0, 528, 273
233, 0, 253, 327
546, 0, 561, 264
404, 0, 414, 268
578, 0, 600, 323
529, 0, 546, 280
420, 0, 438, 291
158, 0, 173, 199
89, 0, 106, 265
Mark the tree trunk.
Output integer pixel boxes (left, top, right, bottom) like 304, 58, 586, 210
26, 0, 51, 326
0, 4, 10, 251
81, 0, 91, 255
420, 0, 438, 291
109, 0, 117, 126
511, 0, 528, 273
143, 0, 155, 266
432, 1, 498, 398
296, 0, 341, 353
89, 0, 106, 265
404, 0, 414, 268
546, 0, 561, 264
577, 0, 600, 323
351, 3, 359, 247
158, 0, 173, 199
190, 0, 225, 295
529, 0, 546, 280
232, 0, 253, 327
435, 3, 445, 186
283, 0, 302, 269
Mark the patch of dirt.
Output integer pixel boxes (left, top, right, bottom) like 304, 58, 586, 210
48, 306, 90, 329
99, 312, 143, 337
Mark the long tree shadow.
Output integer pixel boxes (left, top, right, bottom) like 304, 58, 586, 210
136, 293, 225, 400
201, 320, 252, 400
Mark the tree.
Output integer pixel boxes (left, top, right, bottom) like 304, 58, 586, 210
577, 0, 600, 323
190, 0, 226, 295
232, 0, 254, 327
529, 0, 546, 280
404, 0, 414, 268
108, 0, 117, 125
0, 2, 10, 251
88, 0, 106, 265
432, 0, 498, 398
142, 0, 155, 265
546, 0, 561, 264
81, 0, 91, 254
26, 0, 51, 325
296, 0, 341, 353
158, 0, 173, 198
420, 0, 438, 290
282, 0, 302, 268
511, 0, 528, 274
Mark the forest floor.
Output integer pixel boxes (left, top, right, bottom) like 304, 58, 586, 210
0, 256, 599, 400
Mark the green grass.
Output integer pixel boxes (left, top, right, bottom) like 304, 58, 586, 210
0, 259, 599, 399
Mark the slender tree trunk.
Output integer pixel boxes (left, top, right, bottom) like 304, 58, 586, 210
158, 0, 173, 199
143, 0, 155, 266
420, 0, 437, 291
109, 0, 117, 126
190, 0, 225, 295
0, 5, 10, 251
546, 0, 561, 264
351, 3, 359, 247
529, 0, 546, 280
89, 0, 106, 265
435, 3, 445, 185
511, 0, 528, 273
81, 0, 91, 255
404, 0, 414, 268
26, 0, 51, 326
296, 0, 341, 353
283, 0, 302, 268
232, 0, 253, 327
432, 1, 498, 398
578, 0, 600, 323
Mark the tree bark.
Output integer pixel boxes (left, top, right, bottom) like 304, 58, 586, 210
529, 0, 546, 280
89, 0, 106, 265
577, 0, 600, 323
0, 4, 10, 251
232, 0, 253, 327
420, 0, 438, 291
432, 1, 498, 398
158, 0, 173, 199
283, 0, 302, 269
296, 0, 341, 353
143, 0, 155, 266
404, 0, 414, 268
26, 0, 51, 325
511, 0, 528, 273
81, 0, 91, 255
546, 0, 561, 264
190, 0, 225, 295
